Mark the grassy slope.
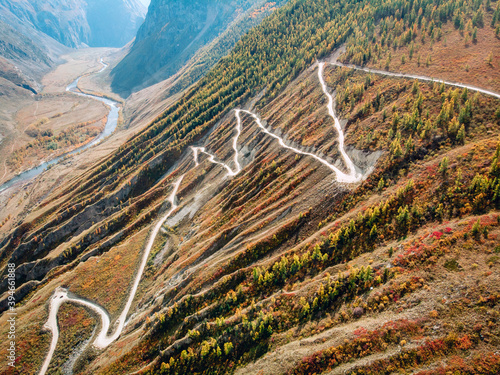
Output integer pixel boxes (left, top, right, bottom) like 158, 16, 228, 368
92, 66, 500, 375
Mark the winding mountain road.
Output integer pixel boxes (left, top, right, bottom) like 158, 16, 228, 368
191, 146, 240, 176
237, 105, 363, 183
192, 99, 365, 183
38, 61, 500, 374
39, 62, 362, 373
330, 62, 500, 100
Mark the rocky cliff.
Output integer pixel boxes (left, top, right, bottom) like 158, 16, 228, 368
110, 0, 269, 97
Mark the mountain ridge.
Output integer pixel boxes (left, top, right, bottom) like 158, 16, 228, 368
0, 0, 146, 48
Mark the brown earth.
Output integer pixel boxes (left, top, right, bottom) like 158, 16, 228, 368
368, 19, 500, 93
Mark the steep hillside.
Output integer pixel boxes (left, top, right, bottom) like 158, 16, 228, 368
85, 0, 147, 47
0, 19, 67, 90
0, 56, 37, 95
1, 0, 500, 374
0, 0, 146, 48
111, 0, 285, 97
122, 0, 288, 128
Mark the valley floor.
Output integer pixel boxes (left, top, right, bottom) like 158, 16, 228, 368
0, 48, 149, 241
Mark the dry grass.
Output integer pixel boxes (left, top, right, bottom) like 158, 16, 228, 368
64, 227, 149, 318
370, 22, 500, 92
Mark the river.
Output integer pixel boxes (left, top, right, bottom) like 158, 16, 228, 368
0, 59, 120, 193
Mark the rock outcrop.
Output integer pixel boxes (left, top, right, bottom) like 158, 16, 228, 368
0, 0, 146, 48
111, 0, 271, 97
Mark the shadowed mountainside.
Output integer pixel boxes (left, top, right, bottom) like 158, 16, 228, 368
0, 18, 68, 89
111, 0, 284, 97
0, 0, 146, 48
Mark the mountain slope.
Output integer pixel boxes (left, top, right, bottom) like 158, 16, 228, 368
0, 0, 146, 48
122, 0, 288, 127
1, 0, 500, 374
110, 0, 284, 97
0, 18, 68, 90
85, 0, 147, 47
